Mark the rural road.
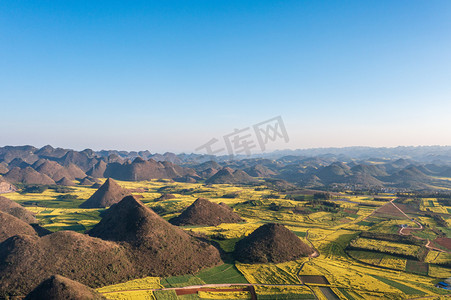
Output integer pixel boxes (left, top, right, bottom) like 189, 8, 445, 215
100, 282, 307, 294
391, 199, 450, 253
102, 229, 325, 299
102, 198, 445, 300
424, 238, 448, 253
390, 199, 423, 233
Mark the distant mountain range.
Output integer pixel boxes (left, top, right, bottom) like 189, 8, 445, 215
3, 145, 451, 192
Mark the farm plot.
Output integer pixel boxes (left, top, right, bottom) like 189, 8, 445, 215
197, 290, 251, 299
420, 198, 449, 214
153, 290, 178, 300
349, 237, 422, 259
34, 208, 103, 232
299, 275, 329, 285
368, 219, 417, 234
428, 264, 451, 278
254, 286, 314, 299
103, 290, 155, 300
371, 202, 407, 219
347, 251, 406, 271
196, 263, 248, 284
369, 275, 425, 296
306, 257, 435, 297
97, 276, 162, 293
425, 251, 451, 265
432, 237, 451, 251
379, 256, 407, 271
318, 287, 340, 300
236, 261, 303, 285
160, 274, 205, 288
405, 260, 428, 276
347, 250, 384, 265
98, 276, 161, 300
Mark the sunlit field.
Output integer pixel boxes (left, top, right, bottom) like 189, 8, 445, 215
3, 179, 451, 299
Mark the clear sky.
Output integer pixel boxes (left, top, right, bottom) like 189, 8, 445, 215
1, 1, 450, 153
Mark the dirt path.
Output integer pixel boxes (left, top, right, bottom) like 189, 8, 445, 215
101, 198, 443, 299
363, 198, 396, 220
102, 235, 323, 300
176, 287, 248, 295
391, 199, 451, 253
390, 199, 423, 233
425, 239, 448, 253
306, 229, 320, 258
176, 286, 257, 299
295, 229, 327, 300
100, 283, 307, 295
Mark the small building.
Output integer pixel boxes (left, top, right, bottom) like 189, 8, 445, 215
435, 282, 451, 290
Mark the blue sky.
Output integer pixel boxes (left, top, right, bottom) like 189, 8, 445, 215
1, 1, 450, 153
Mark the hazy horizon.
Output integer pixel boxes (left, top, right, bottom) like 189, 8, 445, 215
3, 143, 451, 156
1, 1, 450, 153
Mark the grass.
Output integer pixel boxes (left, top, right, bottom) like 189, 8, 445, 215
160, 275, 205, 288
347, 250, 408, 271
213, 238, 242, 253
154, 290, 178, 300
337, 288, 355, 300
196, 264, 248, 284
4, 180, 451, 299
293, 231, 307, 237
370, 275, 426, 295
304, 255, 433, 297
347, 250, 384, 263
32, 208, 103, 232
368, 219, 418, 234
405, 260, 428, 276
356, 220, 374, 226
349, 237, 422, 258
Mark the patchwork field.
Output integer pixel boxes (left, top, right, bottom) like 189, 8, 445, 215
3, 180, 451, 299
